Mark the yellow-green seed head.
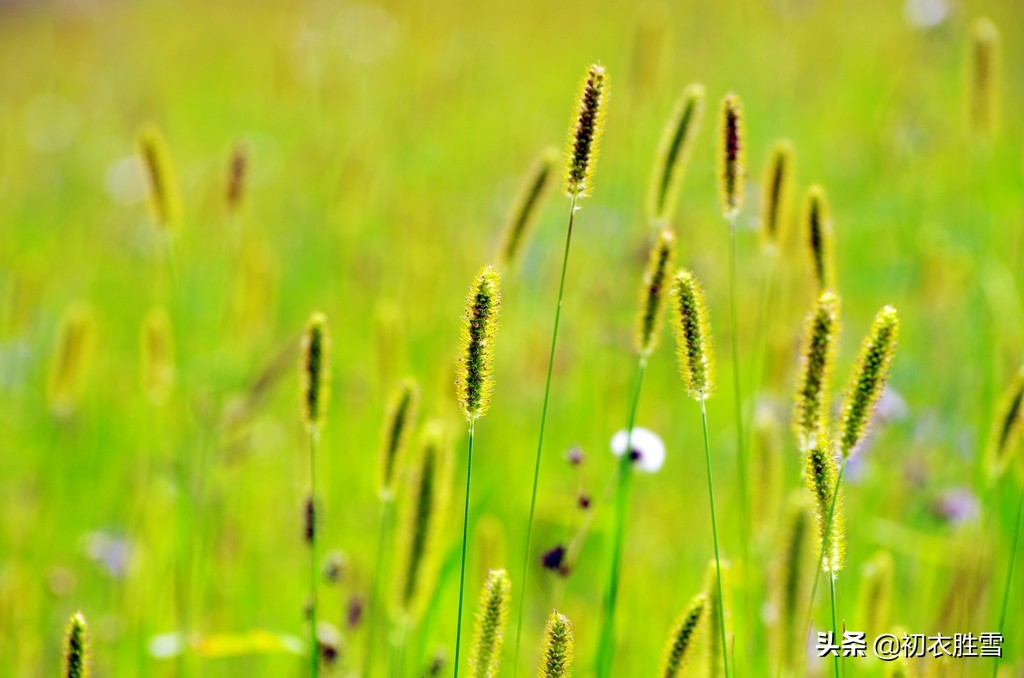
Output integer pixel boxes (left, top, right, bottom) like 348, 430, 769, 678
378, 378, 420, 499
793, 290, 841, 452
499, 148, 558, 271
63, 612, 90, 678
136, 123, 182, 231
702, 559, 729, 677
468, 568, 511, 678
647, 83, 706, 224
565, 64, 609, 198
986, 365, 1024, 480
635, 228, 677, 356
717, 92, 745, 219
837, 305, 899, 458
659, 593, 706, 677
48, 302, 96, 419
770, 492, 814, 676
759, 140, 795, 250
140, 307, 175, 407
456, 265, 501, 421
226, 141, 249, 215
855, 550, 894, 640
802, 184, 833, 292
969, 17, 1000, 141
669, 268, 714, 400
300, 312, 330, 431
803, 438, 845, 574
751, 407, 783, 537
537, 610, 574, 678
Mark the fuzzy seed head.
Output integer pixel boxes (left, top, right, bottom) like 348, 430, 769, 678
141, 307, 175, 407
378, 378, 420, 499
565, 64, 609, 198
48, 302, 96, 419
635, 229, 677, 356
717, 92, 745, 219
670, 268, 714, 400
803, 184, 833, 292
468, 568, 511, 678
793, 290, 841, 452
63, 612, 90, 678
647, 83, 706, 224
752, 408, 783, 536
499, 148, 558, 270
855, 550, 894, 640
659, 593, 706, 677
136, 123, 182, 231
986, 365, 1024, 480
300, 312, 330, 431
703, 559, 729, 677
837, 305, 899, 458
969, 17, 1000, 140
226, 141, 249, 214
803, 439, 845, 574
771, 492, 814, 675
759, 140, 794, 249
537, 610, 574, 678
456, 266, 501, 421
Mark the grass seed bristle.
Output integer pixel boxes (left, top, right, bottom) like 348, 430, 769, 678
565, 64, 609, 198
456, 265, 501, 421
635, 228, 677, 356
647, 83, 705, 224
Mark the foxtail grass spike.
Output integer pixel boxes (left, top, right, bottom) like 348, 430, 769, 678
969, 17, 1000, 141
717, 93, 745, 219
803, 184, 833, 292
771, 492, 814, 676
751, 408, 783, 536
141, 307, 175, 406
703, 559, 729, 677
759, 140, 794, 249
670, 268, 715, 400
837, 305, 899, 458
986, 365, 1024, 479
647, 83, 706, 224
804, 439, 845, 573
394, 422, 451, 619
499, 148, 558, 270
793, 290, 841, 452
635, 228, 677, 356
136, 123, 182, 231
855, 550, 894, 640
48, 302, 96, 419
537, 610, 574, 678
660, 593, 706, 677
300, 312, 330, 431
456, 266, 501, 421
564, 64, 609, 198
468, 569, 511, 678
378, 378, 419, 499
226, 141, 249, 214
63, 612, 90, 678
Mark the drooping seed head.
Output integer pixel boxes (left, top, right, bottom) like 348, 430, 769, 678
635, 228, 677, 356
802, 184, 833, 292
300, 312, 330, 431
793, 290, 841, 452
564, 64, 609, 198
378, 378, 420, 499
468, 568, 511, 678
702, 559, 729, 676
855, 550, 894, 640
968, 17, 1000, 141
770, 492, 814, 676
669, 268, 715, 400
48, 302, 96, 419
985, 365, 1024, 480
499, 148, 558, 270
803, 438, 845, 574
141, 307, 175, 407
717, 92, 745, 220
63, 611, 90, 678
226, 141, 249, 215
837, 305, 899, 458
537, 610, 574, 678
136, 123, 182, 231
659, 593, 706, 677
647, 83, 706, 224
456, 265, 501, 421
759, 140, 795, 250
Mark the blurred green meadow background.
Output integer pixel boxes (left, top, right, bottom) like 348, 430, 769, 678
2, 0, 1024, 675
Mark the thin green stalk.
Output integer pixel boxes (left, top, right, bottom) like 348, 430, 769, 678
309, 429, 320, 678
827, 574, 839, 678
512, 193, 578, 673
993, 484, 1024, 678
701, 398, 730, 678
595, 357, 647, 677
365, 497, 394, 677
801, 460, 847, 648
454, 418, 476, 678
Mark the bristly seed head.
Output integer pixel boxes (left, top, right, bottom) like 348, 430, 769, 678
468, 568, 511, 678
803, 184, 833, 292
141, 306, 175, 407
48, 302, 96, 419
759, 140, 795, 250
565, 64, 609, 198
499, 148, 558, 271
226, 141, 249, 215
456, 265, 501, 421
669, 268, 715, 400
969, 17, 1000, 141
803, 437, 845, 574
659, 593, 706, 677
300, 312, 330, 431
63, 611, 90, 678
635, 228, 677, 356
537, 610, 574, 678
837, 305, 899, 458
772, 492, 814, 675
136, 123, 182, 231
985, 365, 1024, 480
717, 92, 745, 220
793, 290, 841, 452
647, 83, 706, 224
378, 378, 420, 499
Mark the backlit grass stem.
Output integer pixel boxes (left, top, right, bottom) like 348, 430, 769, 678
993, 484, 1024, 678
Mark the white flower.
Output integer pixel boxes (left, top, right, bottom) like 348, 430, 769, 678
610, 426, 665, 473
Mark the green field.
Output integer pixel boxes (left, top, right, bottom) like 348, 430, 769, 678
2, 0, 1023, 675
